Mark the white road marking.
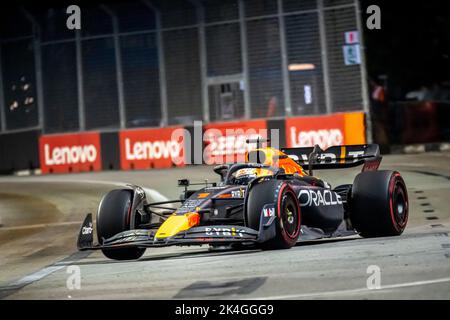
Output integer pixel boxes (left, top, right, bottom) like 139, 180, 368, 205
0, 183, 168, 231
0, 251, 91, 296
250, 277, 450, 300
8, 266, 65, 288
0, 221, 82, 231
0, 178, 126, 185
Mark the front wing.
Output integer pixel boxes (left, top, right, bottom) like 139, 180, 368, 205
77, 214, 275, 251
77, 212, 357, 252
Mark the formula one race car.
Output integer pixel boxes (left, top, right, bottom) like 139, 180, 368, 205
77, 140, 409, 260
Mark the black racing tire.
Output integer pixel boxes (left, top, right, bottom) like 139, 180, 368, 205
96, 189, 146, 260
246, 180, 301, 249
350, 170, 408, 237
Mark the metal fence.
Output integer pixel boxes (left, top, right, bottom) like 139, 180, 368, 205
0, 0, 368, 134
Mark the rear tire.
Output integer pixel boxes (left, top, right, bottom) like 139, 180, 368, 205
246, 180, 301, 249
350, 171, 408, 237
97, 189, 146, 260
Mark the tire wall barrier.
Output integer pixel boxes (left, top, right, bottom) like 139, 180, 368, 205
0, 112, 366, 174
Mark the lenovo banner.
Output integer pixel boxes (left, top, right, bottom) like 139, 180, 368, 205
119, 127, 185, 170
39, 132, 102, 174
286, 112, 366, 149
286, 114, 345, 149
204, 120, 268, 164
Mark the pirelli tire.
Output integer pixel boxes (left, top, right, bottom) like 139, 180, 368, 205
350, 170, 409, 238
246, 180, 301, 249
96, 189, 146, 260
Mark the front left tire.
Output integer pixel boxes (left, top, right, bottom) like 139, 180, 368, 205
96, 189, 146, 260
246, 180, 301, 249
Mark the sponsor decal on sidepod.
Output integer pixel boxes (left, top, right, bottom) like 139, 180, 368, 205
298, 189, 342, 207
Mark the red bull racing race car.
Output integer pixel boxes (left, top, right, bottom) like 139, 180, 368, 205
77, 141, 409, 260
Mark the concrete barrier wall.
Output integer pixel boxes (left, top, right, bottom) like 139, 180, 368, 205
0, 112, 366, 174
0, 129, 41, 174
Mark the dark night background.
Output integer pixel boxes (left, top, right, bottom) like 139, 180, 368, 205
2, 0, 448, 101
360, 0, 450, 99
0, 0, 449, 148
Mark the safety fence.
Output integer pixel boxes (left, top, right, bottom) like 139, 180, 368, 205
0, 0, 368, 135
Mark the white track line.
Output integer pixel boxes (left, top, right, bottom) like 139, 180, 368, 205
0, 251, 91, 294
0, 221, 82, 231
8, 265, 66, 288
250, 277, 450, 300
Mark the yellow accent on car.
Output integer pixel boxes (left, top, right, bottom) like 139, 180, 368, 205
155, 212, 200, 239
197, 192, 210, 198
340, 146, 346, 164
246, 147, 306, 176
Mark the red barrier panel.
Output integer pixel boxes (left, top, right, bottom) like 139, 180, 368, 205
119, 127, 185, 170
39, 132, 102, 174
285, 114, 347, 149
203, 120, 268, 164
37, 112, 366, 174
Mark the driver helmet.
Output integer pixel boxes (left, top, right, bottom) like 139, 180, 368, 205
233, 168, 258, 185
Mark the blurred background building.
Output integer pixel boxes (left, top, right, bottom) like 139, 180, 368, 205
0, 0, 367, 133
0, 0, 449, 173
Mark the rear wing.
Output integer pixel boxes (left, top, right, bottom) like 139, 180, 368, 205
281, 144, 382, 171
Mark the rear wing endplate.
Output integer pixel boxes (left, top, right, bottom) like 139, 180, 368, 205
281, 144, 382, 171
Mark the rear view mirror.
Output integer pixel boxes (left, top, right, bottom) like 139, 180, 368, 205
178, 179, 190, 187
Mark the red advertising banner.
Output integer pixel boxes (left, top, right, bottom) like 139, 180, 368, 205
285, 114, 346, 149
39, 132, 102, 174
119, 127, 185, 170
203, 120, 268, 164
